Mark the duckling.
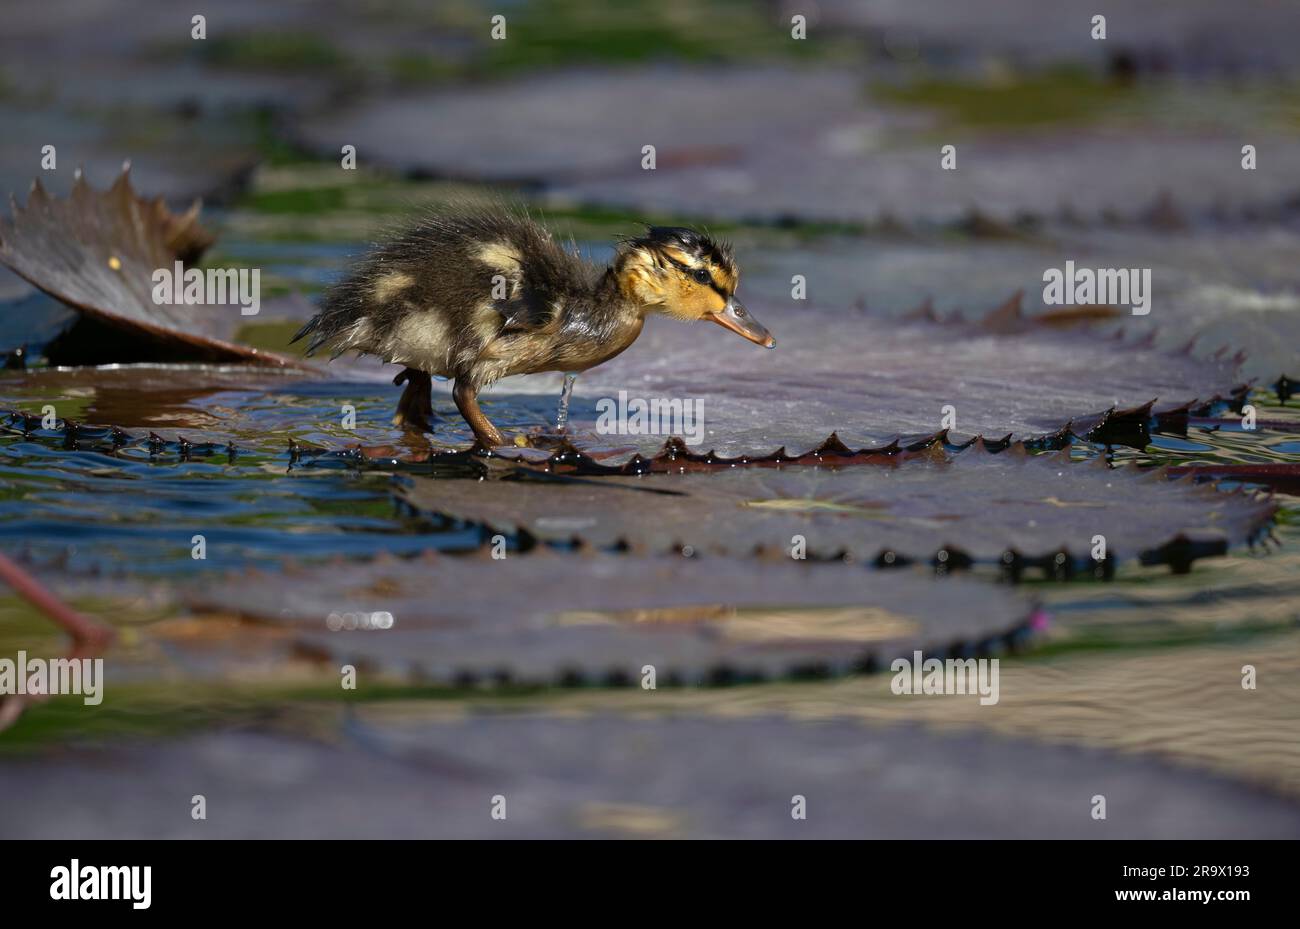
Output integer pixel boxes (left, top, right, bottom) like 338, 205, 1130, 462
293, 207, 774, 447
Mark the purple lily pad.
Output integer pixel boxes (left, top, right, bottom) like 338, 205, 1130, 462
292, 68, 895, 185
736, 229, 1300, 383
550, 129, 1300, 228
399, 450, 1276, 569
193, 552, 1037, 684
296, 66, 1300, 225
492, 297, 1245, 457
4, 719, 1298, 838
817, 0, 1300, 77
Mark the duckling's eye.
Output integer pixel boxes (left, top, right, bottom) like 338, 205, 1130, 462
692, 268, 710, 284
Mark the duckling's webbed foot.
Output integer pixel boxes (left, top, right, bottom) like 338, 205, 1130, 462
453, 379, 506, 448
392, 368, 435, 433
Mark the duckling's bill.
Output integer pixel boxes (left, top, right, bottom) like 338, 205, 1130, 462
711, 298, 776, 348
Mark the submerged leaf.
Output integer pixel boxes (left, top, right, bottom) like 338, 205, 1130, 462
400, 451, 1276, 571
1165, 463, 1300, 495
193, 553, 1038, 684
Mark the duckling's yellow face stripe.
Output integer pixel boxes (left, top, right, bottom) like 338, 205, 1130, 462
614, 238, 740, 319
653, 245, 737, 319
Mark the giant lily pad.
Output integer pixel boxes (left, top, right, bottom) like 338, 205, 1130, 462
193, 552, 1039, 685
0, 0, 470, 116
736, 229, 1300, 383
4, 718, 1298, 838
293, 68, 891, 185
296, 66, 1300, 225
485, 297, 1245, 458
0, 169, 304, 367
817, 0, 1300, 77
400, 450, 1275, 570
551, 130, 1300, 228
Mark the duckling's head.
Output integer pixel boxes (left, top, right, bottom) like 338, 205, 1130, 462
612, 226, 775, 348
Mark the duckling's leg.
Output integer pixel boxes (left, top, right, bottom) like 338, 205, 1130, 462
453, 379, 505, 447
392, 368, 434, 433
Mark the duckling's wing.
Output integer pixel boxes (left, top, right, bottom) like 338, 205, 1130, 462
469, 215, 589, 335
493, 288, 552, 333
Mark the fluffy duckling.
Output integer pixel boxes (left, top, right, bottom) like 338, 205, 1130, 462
293, 207, 774, 446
